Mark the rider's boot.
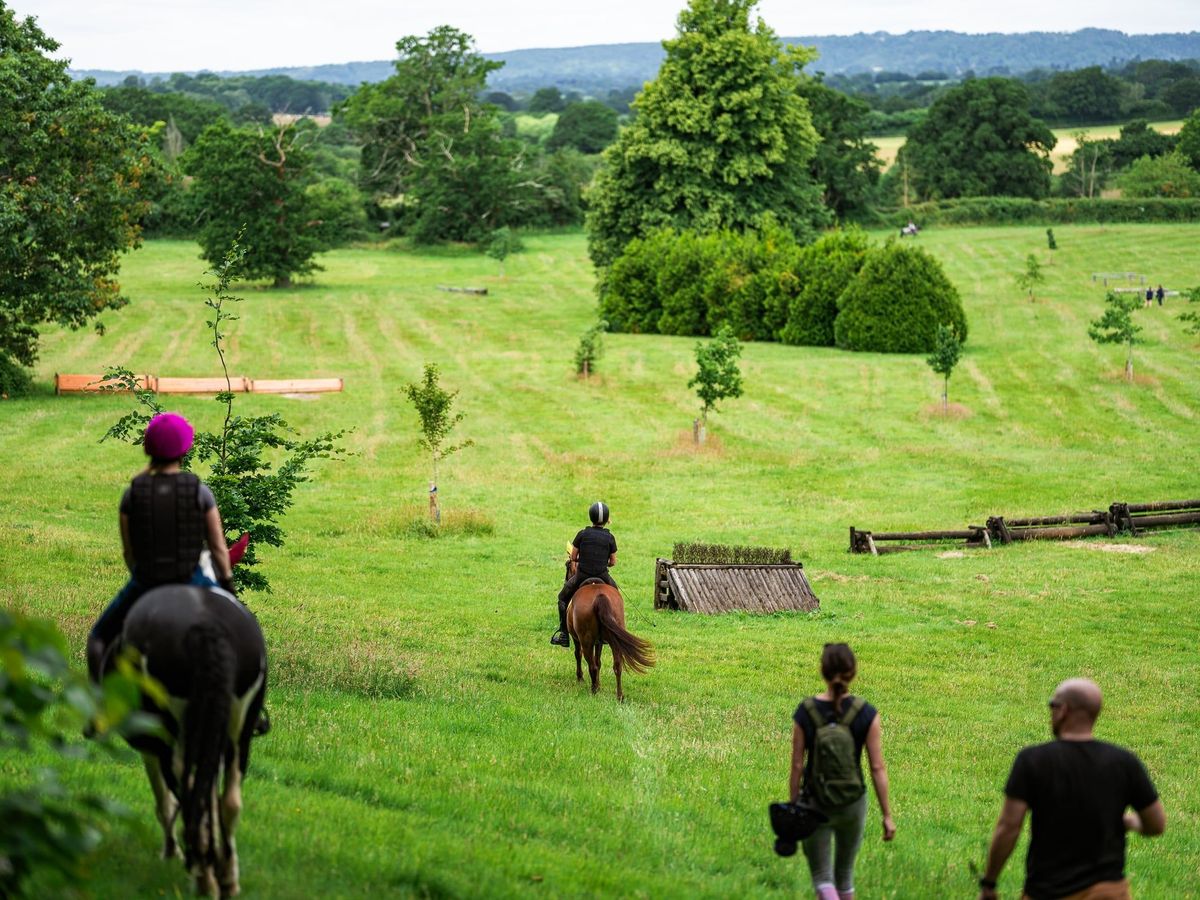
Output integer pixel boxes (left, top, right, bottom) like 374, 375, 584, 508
550, 599, 570, 647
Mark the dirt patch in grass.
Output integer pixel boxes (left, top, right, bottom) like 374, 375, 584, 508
1100, 370, 1160, 387
1064, 541, 1155, 554
920, 402, 973, 420
660, 429, 725, 457
810, 571, 870, 583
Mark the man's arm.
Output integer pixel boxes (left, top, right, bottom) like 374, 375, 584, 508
608, 552, 617, 568
205, 506, 233, 582
1125, 799, 1166, 837
979, 797, 1028, 900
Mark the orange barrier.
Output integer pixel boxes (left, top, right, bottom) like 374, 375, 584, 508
55, 373, 156, 394
248, 378, 343, 394
156, 376, 250, 394
55, 374, 343, 395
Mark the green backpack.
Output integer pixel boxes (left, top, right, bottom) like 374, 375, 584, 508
803, 696, 866, 809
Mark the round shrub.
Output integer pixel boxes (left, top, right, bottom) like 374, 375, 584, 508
778, 228, 870, 346
599, 229, 674, 333
833, 242, 967, 353
0, 355, 33, 398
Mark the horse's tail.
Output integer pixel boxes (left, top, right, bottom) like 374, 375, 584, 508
594, 593, 655, 674
181, 620, 235, 871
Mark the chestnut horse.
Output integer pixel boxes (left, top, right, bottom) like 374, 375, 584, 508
566, 578, 655, 702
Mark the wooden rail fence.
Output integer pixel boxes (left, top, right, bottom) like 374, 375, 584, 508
851, 498, 1200, 555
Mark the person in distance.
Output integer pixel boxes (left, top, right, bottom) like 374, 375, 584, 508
550, 501, 618, 647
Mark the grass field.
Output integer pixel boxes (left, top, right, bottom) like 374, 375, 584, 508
871, 121, 1185, 175
1, 225, 1198, 898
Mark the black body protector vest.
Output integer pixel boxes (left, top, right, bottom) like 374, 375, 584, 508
127, 472, 207, 586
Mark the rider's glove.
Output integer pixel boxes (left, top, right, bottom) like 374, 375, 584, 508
218, 575, 237, 596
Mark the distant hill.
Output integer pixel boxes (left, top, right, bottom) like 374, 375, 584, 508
73, 28, 1200, 94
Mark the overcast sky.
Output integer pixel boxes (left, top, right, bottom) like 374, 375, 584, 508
10, 0, 1200, 72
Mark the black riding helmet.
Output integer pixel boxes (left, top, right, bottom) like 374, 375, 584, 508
588, 501, 610, 526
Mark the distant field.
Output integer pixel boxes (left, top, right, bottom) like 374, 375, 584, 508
1, 227, 1198, 897
872, 120, 1185, 174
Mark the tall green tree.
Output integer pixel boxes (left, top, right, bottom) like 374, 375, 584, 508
797, 79, 881, 220
586, 0, 826, 270
184, 120, 333, 287
547, 101, 619, 154
902, 78, 1056, 200
338, 27, 528, 243
1172, 108, 1200, 171
0, 4, 152, 371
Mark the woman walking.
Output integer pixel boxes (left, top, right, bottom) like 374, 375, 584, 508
789, 643, 895, 900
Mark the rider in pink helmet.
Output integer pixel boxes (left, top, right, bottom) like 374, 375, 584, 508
87, 412, 235, 679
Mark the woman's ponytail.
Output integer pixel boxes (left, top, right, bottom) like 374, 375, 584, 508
820, 643, 857, 714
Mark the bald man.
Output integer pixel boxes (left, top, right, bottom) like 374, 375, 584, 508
978, 679, 1165, 900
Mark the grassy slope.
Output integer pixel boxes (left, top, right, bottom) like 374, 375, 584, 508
1, 226, 1198, 898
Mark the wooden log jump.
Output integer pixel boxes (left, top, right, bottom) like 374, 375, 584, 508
853, 498, 1200, 555
850, 525, 990, 555
436, 285, 488, 295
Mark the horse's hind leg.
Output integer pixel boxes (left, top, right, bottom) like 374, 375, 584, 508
218, 753, 243, 897
573, 637, 583, 682
143, 753, 181, 859
587, 640, 601, 694
613, 650, 624, 704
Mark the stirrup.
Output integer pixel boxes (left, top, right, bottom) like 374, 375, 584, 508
550, 631, 570, 647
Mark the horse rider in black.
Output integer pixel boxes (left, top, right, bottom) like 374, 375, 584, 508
551, 502, 618, 647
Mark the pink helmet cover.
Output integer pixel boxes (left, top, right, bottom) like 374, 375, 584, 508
143, 412, 194, 460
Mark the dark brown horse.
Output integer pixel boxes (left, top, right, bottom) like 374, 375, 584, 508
111, 585, 267, 898
566, 579, 654, 702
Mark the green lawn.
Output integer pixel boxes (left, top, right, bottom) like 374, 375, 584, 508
1, 226, 1198, 898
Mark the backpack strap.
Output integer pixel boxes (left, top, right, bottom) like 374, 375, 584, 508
802, 696, 824, 726
838, 696, 866, 727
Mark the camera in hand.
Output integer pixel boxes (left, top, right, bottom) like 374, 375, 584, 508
769, 798, 828, 857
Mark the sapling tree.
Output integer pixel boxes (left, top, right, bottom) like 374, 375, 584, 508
926, 323, 963, 413
1089, 291, 1143, 381
574, 320, 608, 378
101, 237, 346, 592
1179, 286, 1200, 337
1046, 228, 1057, 250
485, 226, 522, 276
687, 325, 743, 444
404, 363, 472, 523
1015, 253, 1045, 301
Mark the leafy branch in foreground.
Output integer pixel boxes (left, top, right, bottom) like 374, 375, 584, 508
0, 610, 152, 897
100, 238, 346, 592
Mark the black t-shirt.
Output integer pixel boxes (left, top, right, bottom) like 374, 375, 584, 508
793, 695, 878, 783
1005, 740, 1159, 899
573, 526, 617, 578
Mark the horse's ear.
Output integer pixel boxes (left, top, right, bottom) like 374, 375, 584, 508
565, 543, 574, 557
